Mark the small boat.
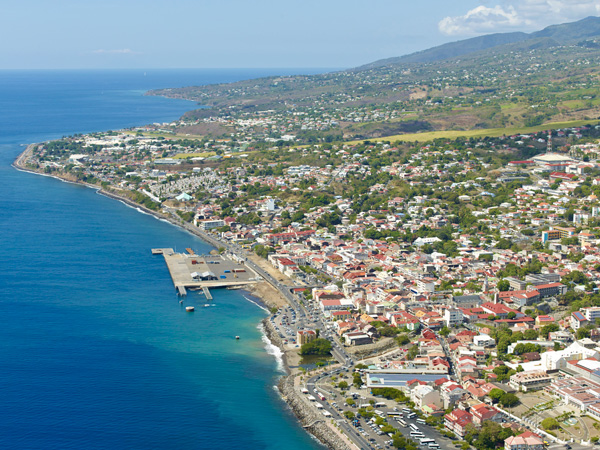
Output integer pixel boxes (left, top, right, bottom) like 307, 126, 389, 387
186, 306, 195, 312
235, 336, 240, 340
204, 304, 210, 307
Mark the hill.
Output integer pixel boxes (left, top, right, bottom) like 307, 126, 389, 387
357, 16, 600, 70
148, 16, 600, 144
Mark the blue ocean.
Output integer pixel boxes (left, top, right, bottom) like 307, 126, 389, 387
0, 69, 325, 449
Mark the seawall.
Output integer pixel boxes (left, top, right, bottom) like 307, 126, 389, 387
278, 374, 352, 450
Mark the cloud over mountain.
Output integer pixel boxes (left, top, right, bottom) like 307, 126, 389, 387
439, 0, 600, 36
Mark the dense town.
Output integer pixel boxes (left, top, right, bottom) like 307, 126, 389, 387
19, 118, 600, 450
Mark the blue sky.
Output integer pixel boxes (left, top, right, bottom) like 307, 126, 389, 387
1, 0, 599, 69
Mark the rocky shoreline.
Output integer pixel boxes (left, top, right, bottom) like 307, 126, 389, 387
262, 318, 354, 450
13, 144, 344, 450
278, 374, 352, 450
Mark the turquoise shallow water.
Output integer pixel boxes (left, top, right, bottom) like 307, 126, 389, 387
0, 69, 324, 449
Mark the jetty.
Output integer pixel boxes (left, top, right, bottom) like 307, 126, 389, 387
152, 248, 257, 296
202, 286, 213, 301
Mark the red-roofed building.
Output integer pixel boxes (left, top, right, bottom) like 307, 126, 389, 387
534, 315, 555, 328
297, 330, 316, 345
504, 431, 544, 450
470, 403, 499, 425
440, 382, 466, 408
535, 282, 567, 298
444, 409, 473, 438
550, 172, 576, 181
481, 302, 523, 319
406, 379, 428, 388
264, 229, 316, 244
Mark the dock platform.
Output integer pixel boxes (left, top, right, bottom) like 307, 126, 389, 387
152, 248, 257, 295
202, 287, 213, 300
177, 285, 187, 296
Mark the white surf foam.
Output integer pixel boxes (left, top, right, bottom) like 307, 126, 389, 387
243, 295, 270, 314
258, 323, 285, 373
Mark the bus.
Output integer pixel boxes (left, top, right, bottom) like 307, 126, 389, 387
429, 443, 439, 449
420, 438, 435, 446
409, 424, 419, 432
397, 419, 407, 428
317, 392, 326, 401
374, 402, 387, 408
410, 432, 424, 439
402, 408, 412, 414
387, 411, 402, 418
417, 418, 426, 425
406, 412, 417, 419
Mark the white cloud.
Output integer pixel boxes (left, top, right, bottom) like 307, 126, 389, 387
92, 48, 140, 55
439, 0, 600, 36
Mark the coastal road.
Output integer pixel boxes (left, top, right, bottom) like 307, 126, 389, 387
306, 371, 372, 450
190, 226, 355, 365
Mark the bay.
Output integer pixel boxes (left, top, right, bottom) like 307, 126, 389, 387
0, 69, 326, 449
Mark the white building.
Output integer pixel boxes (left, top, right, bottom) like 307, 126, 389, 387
541, 342, 600, 370
473, 334, 495, 347
416, 278, 436, 293
444, 308, 463, 327
583, 307, 600, 323
195, 219, 225, 230
410, 385, 441, 410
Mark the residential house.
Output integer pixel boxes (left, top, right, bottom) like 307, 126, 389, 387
504, 431, 545, 450
444, 409, 473, 438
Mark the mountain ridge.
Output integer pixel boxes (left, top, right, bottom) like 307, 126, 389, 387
355, 16, 600, 70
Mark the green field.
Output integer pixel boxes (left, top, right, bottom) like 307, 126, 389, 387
172, 151, 216, 159
347, 119, 597, 144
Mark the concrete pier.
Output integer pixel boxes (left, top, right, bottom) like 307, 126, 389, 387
152, 248, 257, 295
202, 287, 213, 301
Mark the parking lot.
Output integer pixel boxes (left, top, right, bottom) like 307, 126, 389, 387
307, 370, 456, 450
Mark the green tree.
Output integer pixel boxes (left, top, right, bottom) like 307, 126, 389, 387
406, 344, 419, 360
541, 417, 559, 430
396, 334, 411, 346
523, 329, 539, 340
470, 421, 515, 450
338, 381, 349, 390
299, 338, 332, 356
541, 323, 559, 339
577, 328, 591, 339
497, 279, 510, 292
439, 326, 451, 337
488, 388, 505, 403
499, 393, 519, 407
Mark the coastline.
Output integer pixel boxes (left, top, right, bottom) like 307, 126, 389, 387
12, 143, 346, 450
